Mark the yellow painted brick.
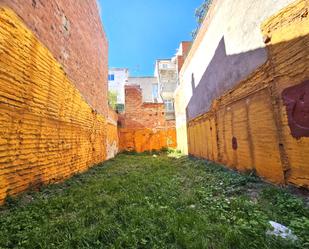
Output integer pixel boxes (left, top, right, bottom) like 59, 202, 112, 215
0, 7, 114, 204
185, 0, 308, 187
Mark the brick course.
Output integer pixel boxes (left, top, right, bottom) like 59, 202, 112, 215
0, 0, 108, 115
186, 0, 309, 187
119, 85, 176, 152
123, 85, 166, 129
0, 7, 113, 203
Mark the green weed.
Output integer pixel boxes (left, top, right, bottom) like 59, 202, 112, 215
0, 153, 308, 249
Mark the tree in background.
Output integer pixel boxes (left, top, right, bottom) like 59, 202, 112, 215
108, 90, 118, 110
191, 0, 211, 38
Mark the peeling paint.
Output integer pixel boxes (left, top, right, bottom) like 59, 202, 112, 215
282, 80, 309, 139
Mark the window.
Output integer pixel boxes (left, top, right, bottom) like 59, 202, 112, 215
152, 84, 158, 101
164, 99, 174, 112
108, 74, 115, 81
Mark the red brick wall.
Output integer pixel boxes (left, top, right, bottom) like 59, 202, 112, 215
122, 85, 167, 129
0, 0, 108, 115
177, 41, 192, 73
119, 85, 177, 152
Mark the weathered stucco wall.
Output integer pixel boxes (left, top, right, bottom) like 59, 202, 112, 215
0, 7, 114, 204
186, 0, 309, 187
119, 85, 176, 152
175, 0, 295, 153
0, 0, 108, 115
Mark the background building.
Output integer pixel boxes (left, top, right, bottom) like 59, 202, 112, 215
127, 76, 160, 103
155, 59, 177, 120
175, 41, 192, 74
108, 68, 129, 110
155, 42, 191, 121
118, 85, 176, 152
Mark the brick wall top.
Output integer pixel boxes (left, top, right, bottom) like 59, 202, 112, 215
123, 85, 174, 129
0, 0, 108, 115
181, 41, 192, 55
177, 41, 192, 73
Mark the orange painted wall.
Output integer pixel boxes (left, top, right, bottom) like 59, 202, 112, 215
187, 0, 309, 187
119, 128, 176, 153
119, 85, 177, 152
0, 0, 108, 115
0, 7, 113, 204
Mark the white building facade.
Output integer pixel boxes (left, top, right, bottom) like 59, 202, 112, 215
127, 77, 161, 103
155, 59, 178, 120
108, 68, 129, 105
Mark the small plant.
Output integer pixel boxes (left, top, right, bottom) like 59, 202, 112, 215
191, 0, 212, 38
108, 90, 118, 110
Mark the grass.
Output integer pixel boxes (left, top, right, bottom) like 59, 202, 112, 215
0, 152, 308, 249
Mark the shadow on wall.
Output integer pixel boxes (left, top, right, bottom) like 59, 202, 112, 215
186, 36, 266, 121
184, 0, 309, 188
185, 29, 309, 188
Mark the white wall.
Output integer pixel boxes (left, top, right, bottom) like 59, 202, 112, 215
128, 77, 161, 103
176, 0, 295, 126
108, 68, 129, 104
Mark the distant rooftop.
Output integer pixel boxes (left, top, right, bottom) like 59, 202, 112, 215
129, 76, 157, 79
109, 68, 129, 71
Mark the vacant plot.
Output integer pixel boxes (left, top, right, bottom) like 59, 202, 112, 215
0, 152, 308, 249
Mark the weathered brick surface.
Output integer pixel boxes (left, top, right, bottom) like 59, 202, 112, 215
119, 128, 176, 153
176, 41, 191, 73
187, 0, 309, 187
106, 107, 119, 159
0, 7, 111, 203
0, 0, 108, 115
122, 85, 167, 129
119, 85, 176, 152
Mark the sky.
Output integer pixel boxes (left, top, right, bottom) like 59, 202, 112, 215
98, 0, 203, 76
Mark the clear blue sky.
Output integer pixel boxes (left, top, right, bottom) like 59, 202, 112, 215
98, 0, 202, 76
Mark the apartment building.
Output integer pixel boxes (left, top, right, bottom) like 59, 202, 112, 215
108, 68, 129, 108
155, 42, 191, 120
